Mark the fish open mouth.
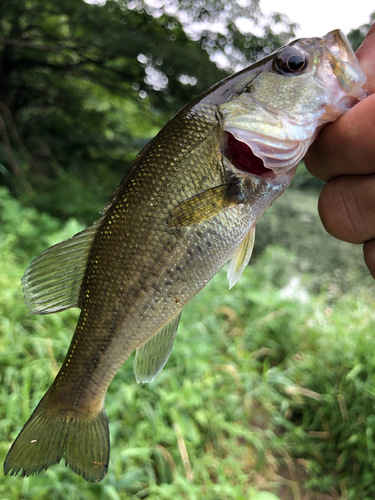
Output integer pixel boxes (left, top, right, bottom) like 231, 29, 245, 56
225, 132, 276, 179
221, 113, 311, 180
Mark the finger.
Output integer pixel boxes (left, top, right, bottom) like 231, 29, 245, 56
359, 21, 375, 40
364, 239, 375, 279
305, 26, 375, 182
317, 174, 375, 244
305, 94, 375, 181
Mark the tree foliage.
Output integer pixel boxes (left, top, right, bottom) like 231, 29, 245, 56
134, 0, 297, 70
0, 0, 295, 221
347, 11, 375, 51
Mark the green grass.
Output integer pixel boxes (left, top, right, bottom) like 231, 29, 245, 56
1, 187, 375, 499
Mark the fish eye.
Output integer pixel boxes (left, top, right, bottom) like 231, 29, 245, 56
274, 48, 307, 74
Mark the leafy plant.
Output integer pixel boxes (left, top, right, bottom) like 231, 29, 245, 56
1, 188, 375, 499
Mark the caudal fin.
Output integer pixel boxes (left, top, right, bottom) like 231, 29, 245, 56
4, 400, 110, 482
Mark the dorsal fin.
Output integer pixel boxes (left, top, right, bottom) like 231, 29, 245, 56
227, 225, 255, 289
22, 223, 100, 315
134, 311, 182, 383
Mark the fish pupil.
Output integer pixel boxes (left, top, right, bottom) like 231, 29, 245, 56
274, 48, 307, 74
287, 54, 305, 72
226, 132, 271, 178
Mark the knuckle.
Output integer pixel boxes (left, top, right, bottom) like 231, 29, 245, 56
318, 179, 366, 243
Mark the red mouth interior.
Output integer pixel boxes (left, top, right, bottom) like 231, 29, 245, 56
226, 132, 271, 177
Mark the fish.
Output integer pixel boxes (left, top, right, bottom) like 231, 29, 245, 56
4, 30, 367, 482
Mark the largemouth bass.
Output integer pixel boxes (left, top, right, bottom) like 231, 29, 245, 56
4, 30, 366, 482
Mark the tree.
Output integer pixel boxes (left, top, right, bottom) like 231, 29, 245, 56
134, 0, 297, 71
0, 0, 295, 221
347, 11, 375, 51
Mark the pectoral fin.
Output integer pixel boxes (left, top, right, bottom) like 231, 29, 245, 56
134, 311, 182, 383
227, 226, 255, 289
167, 183, 242, 227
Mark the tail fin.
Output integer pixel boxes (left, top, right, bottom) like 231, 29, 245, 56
4, 399, 110, 482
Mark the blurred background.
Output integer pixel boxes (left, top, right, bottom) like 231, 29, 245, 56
1, 1, 374, 498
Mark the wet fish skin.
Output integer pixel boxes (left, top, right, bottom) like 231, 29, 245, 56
4, 30, 366, 482
54, 106, 283, 407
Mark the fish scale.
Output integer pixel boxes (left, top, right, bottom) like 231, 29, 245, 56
4, 29, 367, 482
51, 113, 240, 407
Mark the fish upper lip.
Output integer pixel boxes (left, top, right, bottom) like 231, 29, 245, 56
321, 29, 367, 94
323, 29, 359, 70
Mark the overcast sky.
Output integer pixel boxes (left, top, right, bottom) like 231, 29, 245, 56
260, 0, 374, 38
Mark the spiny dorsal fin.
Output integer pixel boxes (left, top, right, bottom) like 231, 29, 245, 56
134, 311, 182, 383
227, 225, 255, 289
167, 184, 238, 226
22, 223, 100, 315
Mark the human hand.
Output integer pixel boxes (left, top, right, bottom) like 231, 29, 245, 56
305, 24, 375, 278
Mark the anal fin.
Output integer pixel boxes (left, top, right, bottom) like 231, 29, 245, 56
227, 226, 255, 289
134, 311, 182, 383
